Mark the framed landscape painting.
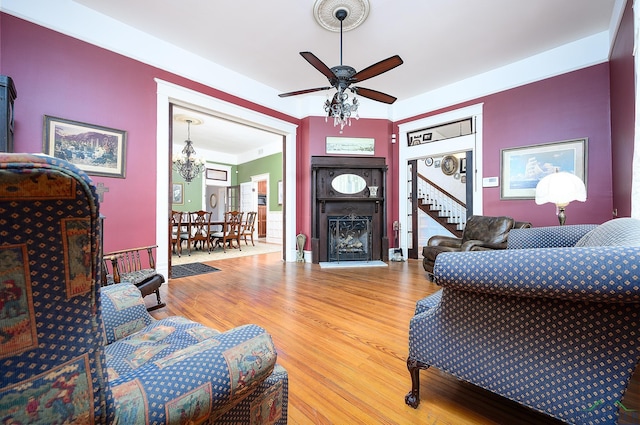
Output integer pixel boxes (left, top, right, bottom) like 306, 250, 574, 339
500, 138, 587, 199
43, 115, 127, 178
326, 137, 375, 155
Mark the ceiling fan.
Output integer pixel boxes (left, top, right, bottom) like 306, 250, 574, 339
278, 8, 403, 105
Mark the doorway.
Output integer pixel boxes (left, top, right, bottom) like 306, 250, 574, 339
155, 79, 298, 279
398, 104, 484, 260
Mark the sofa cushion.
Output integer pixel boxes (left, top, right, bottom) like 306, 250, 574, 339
574, 217, 640, 247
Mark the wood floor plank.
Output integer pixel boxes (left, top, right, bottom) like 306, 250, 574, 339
149, 253, 639, 424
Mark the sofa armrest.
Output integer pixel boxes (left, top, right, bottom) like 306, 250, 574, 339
507, 224, 597, 249
106, 321, 278, 422
428, 235, 462, 248
100, 282, 155, 344
433, 246, 640, 304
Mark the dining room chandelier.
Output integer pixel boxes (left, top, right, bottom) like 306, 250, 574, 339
173, 119, 205, 183
325, 88, 359, 131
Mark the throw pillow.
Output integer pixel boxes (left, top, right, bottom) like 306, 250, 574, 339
574, 217, 640, 247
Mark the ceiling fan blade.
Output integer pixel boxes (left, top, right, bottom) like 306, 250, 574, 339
300, 52, 336, 81
278, 86, 332, 98
353, 87, 398, 104
352, 55, 403, 83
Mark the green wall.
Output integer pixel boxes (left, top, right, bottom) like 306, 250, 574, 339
172, 162, 238, 212
172, 154, 281, 211
237, 153, 283, 212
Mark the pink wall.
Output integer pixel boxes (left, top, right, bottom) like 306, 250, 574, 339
1, 14, 297, 253
295, 116, 394, 249
396, 63, 613, 227
2, 12, 628, 254
609, 0, 635, 217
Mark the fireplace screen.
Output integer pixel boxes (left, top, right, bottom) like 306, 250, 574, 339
328, 214, 372, 262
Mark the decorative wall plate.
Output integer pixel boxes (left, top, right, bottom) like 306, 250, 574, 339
425, 157, 433, 166
441, 155, 458, 175
209, 193, 217, 208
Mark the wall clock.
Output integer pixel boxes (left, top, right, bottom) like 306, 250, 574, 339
441, 155, 458, 176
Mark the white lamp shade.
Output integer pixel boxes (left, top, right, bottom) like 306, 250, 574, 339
535, 171, 586, 207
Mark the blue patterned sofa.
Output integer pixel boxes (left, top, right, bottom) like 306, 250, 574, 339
0, 153, 288, 424
407, 220, 640, 424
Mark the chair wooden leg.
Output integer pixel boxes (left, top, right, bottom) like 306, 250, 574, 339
405, 357, 430, 408
146, 289, 166, 312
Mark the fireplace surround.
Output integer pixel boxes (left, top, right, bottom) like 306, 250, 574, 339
311, 156, 388, 263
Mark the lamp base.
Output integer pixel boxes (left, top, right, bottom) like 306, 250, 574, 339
557, 207, 566, 226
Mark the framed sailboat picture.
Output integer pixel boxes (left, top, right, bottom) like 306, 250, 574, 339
500, 138, 587, 199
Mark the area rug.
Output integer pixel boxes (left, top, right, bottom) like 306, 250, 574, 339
172, 242, 281, 265
172, 262, 220, 278
319, 260, 388, 269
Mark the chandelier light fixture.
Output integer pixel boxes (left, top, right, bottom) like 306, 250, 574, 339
278, 0, 402, 134
325, 87, 359, 131
173, 119, 205, 183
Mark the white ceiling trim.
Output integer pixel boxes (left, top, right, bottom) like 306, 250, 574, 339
1, 0, 620, 122
393, 32, 610, 122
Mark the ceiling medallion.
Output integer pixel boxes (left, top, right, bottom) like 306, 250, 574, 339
313, 0, 370, 32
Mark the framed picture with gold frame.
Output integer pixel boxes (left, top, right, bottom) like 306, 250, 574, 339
43, 115, 127, 178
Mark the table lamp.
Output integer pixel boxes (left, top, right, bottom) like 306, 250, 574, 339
535, 171, 586, 225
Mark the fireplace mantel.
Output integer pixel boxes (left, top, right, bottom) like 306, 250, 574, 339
311, 156, 388, 263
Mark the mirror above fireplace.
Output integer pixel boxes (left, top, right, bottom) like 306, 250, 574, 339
331, 173, 367, 194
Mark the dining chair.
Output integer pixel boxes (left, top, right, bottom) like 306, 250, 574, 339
241, 211, 258, 246
171, 210, 191, 257
210, 210, 244, 253
190, 210, 213, 253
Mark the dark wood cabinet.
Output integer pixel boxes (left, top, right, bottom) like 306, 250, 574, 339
0, 76, 17, 153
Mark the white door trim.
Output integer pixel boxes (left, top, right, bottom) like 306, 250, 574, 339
155, 79, 298, 279
397, 103, 484, 257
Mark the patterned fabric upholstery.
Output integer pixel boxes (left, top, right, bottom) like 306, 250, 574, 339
100, 283, 154, 344
0, 154, 288, 425
101, 284, 285, 424
104, 268, 157, 286
0, 153, 108, 424
408, 222, 640, 424
506, 224, 597, 249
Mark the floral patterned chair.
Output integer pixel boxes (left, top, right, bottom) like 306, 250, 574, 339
407, 219, 640, 424
0, 153, 288, 424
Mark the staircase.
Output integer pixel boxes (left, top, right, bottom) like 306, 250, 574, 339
417, 173, 466, 238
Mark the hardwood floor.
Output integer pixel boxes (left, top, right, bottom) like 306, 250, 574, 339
149, 253, 639, 425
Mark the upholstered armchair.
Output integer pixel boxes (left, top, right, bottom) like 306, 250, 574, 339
422, 215, 531, 278
408, 219, 640, 424
0, 154, 288, 424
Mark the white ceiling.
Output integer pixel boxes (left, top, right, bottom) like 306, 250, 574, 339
51, 1, 621, 158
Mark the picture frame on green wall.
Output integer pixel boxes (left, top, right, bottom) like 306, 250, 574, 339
43, 115, 127, 178
172, 183, 184, 205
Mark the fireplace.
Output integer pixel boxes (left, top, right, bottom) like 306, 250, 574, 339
328, 214, 372, 262
311, 156, 388, 263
